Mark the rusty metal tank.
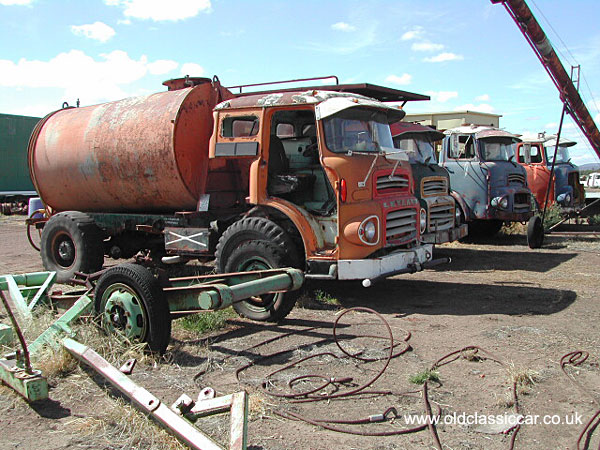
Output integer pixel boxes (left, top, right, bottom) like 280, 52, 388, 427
29, 78, 233, 212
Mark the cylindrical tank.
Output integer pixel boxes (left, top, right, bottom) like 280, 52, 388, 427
29, 79, 233, 212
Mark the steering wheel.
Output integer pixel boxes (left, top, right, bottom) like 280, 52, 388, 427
302, 142, 318, 158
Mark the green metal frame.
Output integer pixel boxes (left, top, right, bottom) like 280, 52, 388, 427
0, 271, 56, 319
63, 338, 248, 450
164, 268, 304, 312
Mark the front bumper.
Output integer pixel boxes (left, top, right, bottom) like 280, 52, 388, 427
337, 244, 434, 281
493, 210, 533, 221
422, 223, 468, 244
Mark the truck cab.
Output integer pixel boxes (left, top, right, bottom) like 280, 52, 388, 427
440, 126, 533, 236
517, 134, 585, 212
210, 89, 440, 287
390, 121, 468, 244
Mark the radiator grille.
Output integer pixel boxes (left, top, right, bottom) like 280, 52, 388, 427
428, 203, 454, 232
514, 193, 530, 210
422, 178, 448, 197
377, 174, 409, 194
385, 208, 417, 243
508, 173, 526, 185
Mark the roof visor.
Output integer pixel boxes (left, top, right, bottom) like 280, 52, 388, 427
315, 96, 406, 123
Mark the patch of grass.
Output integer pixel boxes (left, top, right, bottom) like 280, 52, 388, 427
409, 369, 440, 385
67, 397, 188, 450
314, 290, 340, 306
588, 214, 600, 226
174, 307, 236, 334
538, 203, 564, 231
506, 363, 539, 395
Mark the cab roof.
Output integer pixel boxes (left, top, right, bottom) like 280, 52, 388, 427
390, 121, 444, 141
444, 125, 521, 140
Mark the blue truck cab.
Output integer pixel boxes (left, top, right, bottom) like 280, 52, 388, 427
440, 126, 533, 237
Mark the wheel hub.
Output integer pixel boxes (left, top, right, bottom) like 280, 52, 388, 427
102, 289, 144, 339
57, 240, 74, 260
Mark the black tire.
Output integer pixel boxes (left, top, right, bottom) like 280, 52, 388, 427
94, 263, 171, 354
527, 216, 544, 249
215, 217, 300, 272
40, 211, 104, 283
224, 240, 299, 322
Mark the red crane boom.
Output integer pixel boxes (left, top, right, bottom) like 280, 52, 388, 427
492, 0, 600, 159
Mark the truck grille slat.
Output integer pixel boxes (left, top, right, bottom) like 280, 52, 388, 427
508, 173, 526, 185
428, 203, 454, 231
514, 193, 530, 210
385, 208, 417, 244
422, 178, 448, 196
377, 175, 409, 193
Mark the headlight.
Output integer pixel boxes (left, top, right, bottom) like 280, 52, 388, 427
420, 208, 427, 234
491, 196, 509, 210
364, 221, 376, 241
357, 216, 379, 245
557, 193, 571, 205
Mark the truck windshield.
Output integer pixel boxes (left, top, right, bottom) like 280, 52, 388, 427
395, 137, 436, 164
545, 146, 571, 164
323, 107, 394, 153
479, 138, 518, 162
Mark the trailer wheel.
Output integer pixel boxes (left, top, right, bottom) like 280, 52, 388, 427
215, 217, 300, 272
40, 211, 104, 283
527, 216, 544, 249
94, 263, 171, 354
224, 240, 299, 322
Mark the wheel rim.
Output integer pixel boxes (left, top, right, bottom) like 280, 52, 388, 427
100, 283, 147, 340
236, 256, 278, 312
51, 231, 76, 268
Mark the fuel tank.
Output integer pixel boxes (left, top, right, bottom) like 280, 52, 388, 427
29, 79, 233, 212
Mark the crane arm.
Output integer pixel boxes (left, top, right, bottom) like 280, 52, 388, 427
492, 0, 600, 158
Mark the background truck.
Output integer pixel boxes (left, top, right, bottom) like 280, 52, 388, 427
517, 133, 585, 213
29, 76, 445, 324
439, 126, 540, 245
390, 121, 468, 244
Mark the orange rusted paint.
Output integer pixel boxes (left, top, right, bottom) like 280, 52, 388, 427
29, 81, 233, 213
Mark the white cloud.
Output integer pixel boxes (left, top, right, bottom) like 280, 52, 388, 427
105, 0, 211, 22
147, 59, 178, 75
595, 113, 600, 124
180, 62, 204, 76
385, 73, 412, 86
475, 94, 490, 102
424, 52, 464, 63
0, 50, 179, 105
426, 90, 458, 103
401, 26, 423, 41
71, 22, 116, 43
0, 0, 33, 5
454, 103, 495, 114
545, 122, 558, 130
331, 22, 356, 32
411, 42, 444, 52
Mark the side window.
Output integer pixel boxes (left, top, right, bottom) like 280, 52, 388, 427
221, 115, 259, 138
449, 135, 474, 159
530, 144, 542, 163
276, 123, 294, 138
519, 144, 531, 163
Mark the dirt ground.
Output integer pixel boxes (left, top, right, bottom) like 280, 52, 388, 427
1, 214, 599, 450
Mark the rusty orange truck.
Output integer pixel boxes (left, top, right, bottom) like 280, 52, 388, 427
29, 76, 446, 323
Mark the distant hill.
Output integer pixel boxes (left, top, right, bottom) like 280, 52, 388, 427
578, 162, 600, 172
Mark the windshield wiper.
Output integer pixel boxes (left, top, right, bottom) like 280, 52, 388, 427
508, 154, 517, 168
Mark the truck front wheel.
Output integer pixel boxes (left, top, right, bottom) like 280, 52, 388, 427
40, 212, 104, 283
224, 240, 299, 322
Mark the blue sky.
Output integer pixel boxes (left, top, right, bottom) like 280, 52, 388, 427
1, 0, 599, 165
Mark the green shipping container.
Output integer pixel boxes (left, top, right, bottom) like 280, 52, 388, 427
0, 113, 41, 195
